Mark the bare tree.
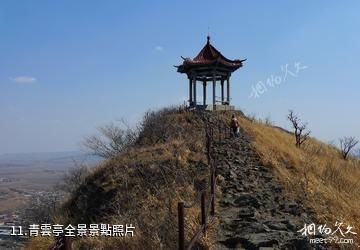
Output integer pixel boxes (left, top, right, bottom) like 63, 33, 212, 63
58, 160, 90, 193
339, 136, 359, 160
287, 110, 311, 148
22, 191, 63, 225
84, 119, 138, 158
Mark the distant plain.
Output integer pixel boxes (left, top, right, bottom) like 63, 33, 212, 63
0, 152, 100, 214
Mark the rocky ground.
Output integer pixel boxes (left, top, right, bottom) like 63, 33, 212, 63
212, 131, 334, 250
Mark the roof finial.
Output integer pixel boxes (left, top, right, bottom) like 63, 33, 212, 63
207, 25, 210, 44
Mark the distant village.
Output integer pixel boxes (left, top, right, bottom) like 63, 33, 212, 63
0, 189, 64, 249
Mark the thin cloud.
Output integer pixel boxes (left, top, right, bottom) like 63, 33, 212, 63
155, 45, 164, 52
9, 76, 37, 84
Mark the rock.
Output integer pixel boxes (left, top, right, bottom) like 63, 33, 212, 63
281, 219, 297, 231
238, 207, 255, 218
300, 212, 308, 220
265, 221, 288, 231
241, 233, 279, 249
222, 196, 234, 206
214, 131, 324, 250
235, 185, 244, 192
240, 222, 268, 234
282, 237, 312, 250
288, 202, 298, 208
270, 208, 277, 216
229, 170, 237, 178
262, 175, 273, 181
286, 203, 301, 216
220, 236, 244, 248
216, 174, 225, 184
234, 158, 243, 165
234, 193, 261, 208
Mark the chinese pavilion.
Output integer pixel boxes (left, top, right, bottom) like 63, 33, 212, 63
176, 36, 245, 110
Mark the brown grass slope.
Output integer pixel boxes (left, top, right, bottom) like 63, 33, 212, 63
239, 116, 360, 246
27, 108, 223, 249
27, 108, 360, 249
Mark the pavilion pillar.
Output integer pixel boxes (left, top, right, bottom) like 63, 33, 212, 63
203, 80, 206, 105
226, 75, 230, 104
212, 74, 216, 107
193, 78, 197, 105
189, 78, 193, 106
221, 79, 224, 104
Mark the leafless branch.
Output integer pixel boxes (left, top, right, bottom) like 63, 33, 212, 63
339, 136, 359, 160
83, 120, 138, 158
287, 110, 311, 148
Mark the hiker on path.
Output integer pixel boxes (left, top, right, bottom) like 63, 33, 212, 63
230, 114, 240, 137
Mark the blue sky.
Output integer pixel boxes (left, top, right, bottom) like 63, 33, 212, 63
1, 1, 359, 154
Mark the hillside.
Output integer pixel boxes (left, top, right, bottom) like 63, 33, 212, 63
26, 108, 360, 249
238, 116, 360, 248
214, 133, 319, 249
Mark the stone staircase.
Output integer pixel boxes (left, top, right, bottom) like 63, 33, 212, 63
212, 132, 332, 250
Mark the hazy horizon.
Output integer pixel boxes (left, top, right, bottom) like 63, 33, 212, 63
1, 1, 359, 154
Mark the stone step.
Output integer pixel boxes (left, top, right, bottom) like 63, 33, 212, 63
214, 135, 323, 249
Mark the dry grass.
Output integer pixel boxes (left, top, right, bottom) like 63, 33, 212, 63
25, 108, 360, 249
25, 236, 55, 250
26, 109, 216, 249
239, 116, 360, 246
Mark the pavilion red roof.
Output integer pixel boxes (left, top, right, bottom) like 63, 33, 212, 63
177, 36, 245, 74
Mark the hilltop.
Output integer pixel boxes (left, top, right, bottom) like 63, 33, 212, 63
26, 107, 360, 249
